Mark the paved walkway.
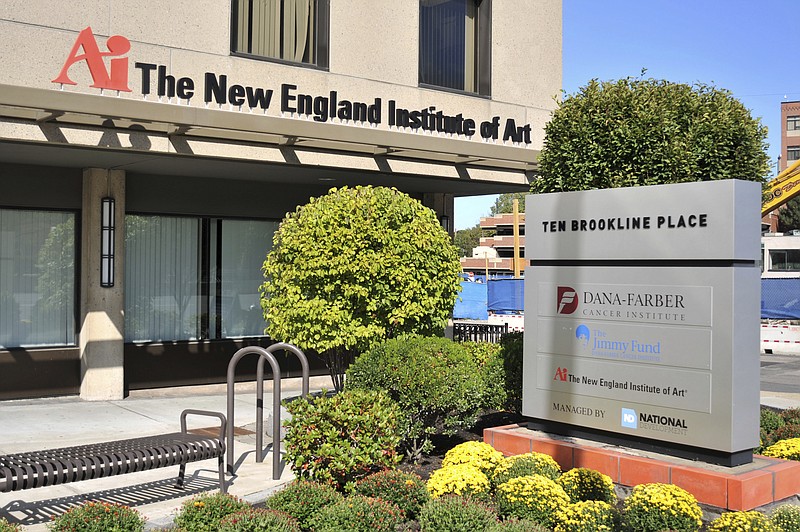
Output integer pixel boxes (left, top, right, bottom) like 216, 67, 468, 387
0, 377, 330, 531
0, 354, 798, 530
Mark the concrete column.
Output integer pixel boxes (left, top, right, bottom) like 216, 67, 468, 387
423, 193, 455, 235
80, 168, 125, 400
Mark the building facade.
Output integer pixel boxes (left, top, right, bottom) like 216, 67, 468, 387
0, 1, 561, 400
460, 212, 525, 278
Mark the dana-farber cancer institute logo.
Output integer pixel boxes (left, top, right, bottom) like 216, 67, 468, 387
557, 286, 578, 314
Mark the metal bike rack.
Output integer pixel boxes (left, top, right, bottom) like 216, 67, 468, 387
255, 342, 310, 464
225, 343, 309, 481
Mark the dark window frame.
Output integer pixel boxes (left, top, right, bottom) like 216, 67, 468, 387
769, 249, 800, 271
231, 0, 330, 70
788, 115, 800, 131
788, 146, 800, 162
418, 0, 492, 97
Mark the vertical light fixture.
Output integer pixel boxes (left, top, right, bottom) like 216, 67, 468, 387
100, 197, 115, 288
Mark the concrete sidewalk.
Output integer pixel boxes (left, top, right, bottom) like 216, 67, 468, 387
0, 377, 330, 531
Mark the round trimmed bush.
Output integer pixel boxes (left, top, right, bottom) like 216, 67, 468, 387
486, 518, 550, 531
707, 510, 778, 531
763, 438, 800, 461
622, 483, 702, 532
353, 469, 430, 519
49, 501, 145, 532
427, 464, 490, 499
557, 467, 616, 504
173, 493, 249, 532
553, 500, 621, 532
492, 452, 562, 487
264, 480, 344, 530
218, 508, 301, 532
346, 335, 488, 462
0, 518, 20, 532
282, 388, 402, 488
442, 441, 504, 476
771, 503, 800, 531
307, 495, 405, 532
495, 474, 570, 528
418, 494, 498, 531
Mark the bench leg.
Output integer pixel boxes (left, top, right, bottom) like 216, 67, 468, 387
175, 463, 186, 489
218, 455, 227, 494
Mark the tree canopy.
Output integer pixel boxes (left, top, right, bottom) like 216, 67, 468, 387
489, 193, 527, 215
534, 77, 770, 193
260, 186, 462, 390
453, 224, 481, 258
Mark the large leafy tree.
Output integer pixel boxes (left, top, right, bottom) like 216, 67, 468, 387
778, 198, 800, 233
453, 224, 482, 257
261, 186, 462, 390
489, 193, 527, 215
535, 77, 770, 193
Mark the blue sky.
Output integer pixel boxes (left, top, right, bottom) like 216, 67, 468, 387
455, 0, 800, 230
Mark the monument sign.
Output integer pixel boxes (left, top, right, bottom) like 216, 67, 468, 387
522, 180, 761, 466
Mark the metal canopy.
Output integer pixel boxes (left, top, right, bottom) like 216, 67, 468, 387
0, 84, 539, 173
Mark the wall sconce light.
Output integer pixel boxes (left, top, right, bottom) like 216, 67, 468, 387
100, 197, 115, 288
439, 214, 451, 233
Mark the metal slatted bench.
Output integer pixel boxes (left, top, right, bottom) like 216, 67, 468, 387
0, 409, 227, 494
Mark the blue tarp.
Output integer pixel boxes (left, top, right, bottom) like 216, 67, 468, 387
762, 278, 800, 319
453, 280, 488, 320
488, 278, 525, 313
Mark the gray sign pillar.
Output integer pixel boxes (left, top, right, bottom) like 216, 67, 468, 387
522, 180, 761, 466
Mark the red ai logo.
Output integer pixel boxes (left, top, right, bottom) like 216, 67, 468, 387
52, 26, 131, 92
556, 286, 578, 314
553, 367, 569, 382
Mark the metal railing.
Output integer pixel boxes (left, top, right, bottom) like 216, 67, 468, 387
453, 322, 509, 343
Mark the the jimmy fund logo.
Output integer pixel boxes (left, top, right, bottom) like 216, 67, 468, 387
574, 323, 662, 362
620, 407, 687, 435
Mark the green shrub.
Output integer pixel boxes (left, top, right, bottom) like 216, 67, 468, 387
441, 441, 504, 477
0, 518, 20, 532
495, 474, 570, 528
492, 452, 562, 487
486, 518, 550, 531
418, 494, 498, 531
771, 504, 800, 531
557, 467, 617, 504
762, 408, 786, 434
498, 332, 524, 413
353, 469, 429, 519
173, 492, 249, 532
426, 464, 490, 499
782, 408, 800, 425
461, 340, 507, 410
283, 389, 402, 488
264, 480, 344, 530
48, 501, 145, 532
307, 495, 405, 532
770, 423, 800, 445
622, 483, 702, 532
218, 508, 301, 532
707, 510, 778, 531
346, 336, 488, 462
553, 500, 621, 532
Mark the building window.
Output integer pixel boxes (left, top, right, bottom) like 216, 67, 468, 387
788, 116, 800, 131
232, 0, 329, 68
419, 0, 491, 96
769, 249, 800, 271
788, 146, 800, 162
0, 209, 76, 348
124, 215, 277, 342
